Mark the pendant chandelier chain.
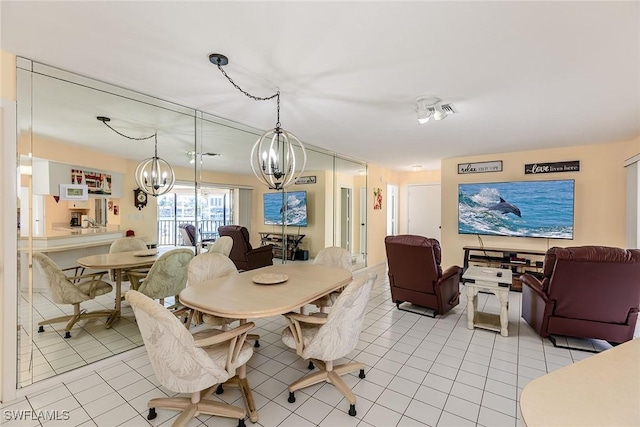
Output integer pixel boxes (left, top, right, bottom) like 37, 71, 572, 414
96, 116, 175, 196
214, 60, 281, 128
210, 52, 306, 190
99, 119, 156, 141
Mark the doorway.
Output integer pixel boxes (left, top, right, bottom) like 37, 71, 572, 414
359, 187, 367, 259
387, 184, 398, 236
408, 184, 441, 240
340, 187, 352, 252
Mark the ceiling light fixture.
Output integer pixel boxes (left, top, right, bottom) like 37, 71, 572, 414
97, 116, 175, 196
186, 151, 220, 164
415, 96, 454, 124
209, 53, 306, 190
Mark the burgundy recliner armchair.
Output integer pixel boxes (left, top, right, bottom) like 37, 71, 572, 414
217, 225, 274, 271
384, 235, 462, 317
521, 246, 640, 345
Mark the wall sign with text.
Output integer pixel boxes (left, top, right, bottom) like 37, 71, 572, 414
458, 161, 503, 174
295, 176, 316, 185
524, 161, 580, 175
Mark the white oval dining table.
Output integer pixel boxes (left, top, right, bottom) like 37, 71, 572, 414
179, 263, 353, 423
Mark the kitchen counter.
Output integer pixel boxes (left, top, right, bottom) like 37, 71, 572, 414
20, 226, 123, 252
19, 226, 124, 291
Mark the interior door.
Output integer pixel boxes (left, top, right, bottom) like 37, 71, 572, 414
387, 184, 398, 236
408, 184, 441, 240
360, 187, 367, 257
340, 187, 351, 252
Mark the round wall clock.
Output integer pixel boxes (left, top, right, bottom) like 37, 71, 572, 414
134, 188, 148, 210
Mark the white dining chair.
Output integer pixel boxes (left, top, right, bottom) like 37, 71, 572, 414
205, 236, 233, 256
308, 246, 352, 313
126, 290, 254, 427
108, 237, 149, 282
188, 252, 260, 347
281, 272, 376, 416
34, 253, 114, 338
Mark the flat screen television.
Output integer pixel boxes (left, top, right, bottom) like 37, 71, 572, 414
458, 179, 575, 239
263, 191, 308, 227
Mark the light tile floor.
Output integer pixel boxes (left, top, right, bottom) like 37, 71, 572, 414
4, 263, 634, 427
18, 281, 143, 386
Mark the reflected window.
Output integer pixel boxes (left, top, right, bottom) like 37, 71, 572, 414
157, 184, 233, 246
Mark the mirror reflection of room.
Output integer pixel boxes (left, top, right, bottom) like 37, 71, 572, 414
15, 59, 368, 388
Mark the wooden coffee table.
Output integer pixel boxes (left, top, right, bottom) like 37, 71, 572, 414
462, 266, 512, 336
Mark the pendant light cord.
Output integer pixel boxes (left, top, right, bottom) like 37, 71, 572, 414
98, 118, 156, 141
214, 60, 281, 128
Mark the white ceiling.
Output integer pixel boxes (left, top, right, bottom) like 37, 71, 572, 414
2, 1, 639, 172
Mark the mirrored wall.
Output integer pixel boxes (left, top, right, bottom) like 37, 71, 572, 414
14, 58, 368, 388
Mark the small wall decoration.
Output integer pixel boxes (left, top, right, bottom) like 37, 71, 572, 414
113, 205, 119, 216
458, 160, 503, 174
134, 188, 148, 210
71, 168, 112, 194
373, 187, 383, 210
295, 175, 317, 185
524, 161, 580, 174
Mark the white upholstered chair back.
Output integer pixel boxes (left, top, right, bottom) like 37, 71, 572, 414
313, 247, 352, 271
301, 272, 375, 361
136, 248, 193, 300
187, 252, 238, 328
206, 236, 234, 257
109, 237, 148, 253
188, 251, 238, 286
126, 290, 229, 393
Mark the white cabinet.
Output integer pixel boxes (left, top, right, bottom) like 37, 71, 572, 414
68, 200, 90, 209
31, 157, 124, 198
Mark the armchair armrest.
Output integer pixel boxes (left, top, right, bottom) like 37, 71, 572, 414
283, 312, 328, 325
65, 271, 108, 281
194, 322, 255, 374
249, 244, 274, 255
62, 265, 86, 277
246, 244, 274, 268
126, 270, 148, 291
66, 271, 109, 298
437, 265, 462, 308
193, 322, 255, 348
520, 273, 548, 301
283, 311, 328, 354
441, 265, 462, 282
65, 271, 108, 295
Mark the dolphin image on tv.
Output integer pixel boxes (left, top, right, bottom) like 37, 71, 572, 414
489, 197, 522, 217
280, 194, 302, 214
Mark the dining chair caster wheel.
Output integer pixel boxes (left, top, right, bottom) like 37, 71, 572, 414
38, 326, 44, 333
307, 361, 315, 370
348, 404, 356, 416
254, 340, 260, 348
237, 419, 246, 427
64, 331, 71, 339
216, 384, 224, 394
147, 408, 157, 420
359, 369, 365, 378
288, 392, 296, 403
